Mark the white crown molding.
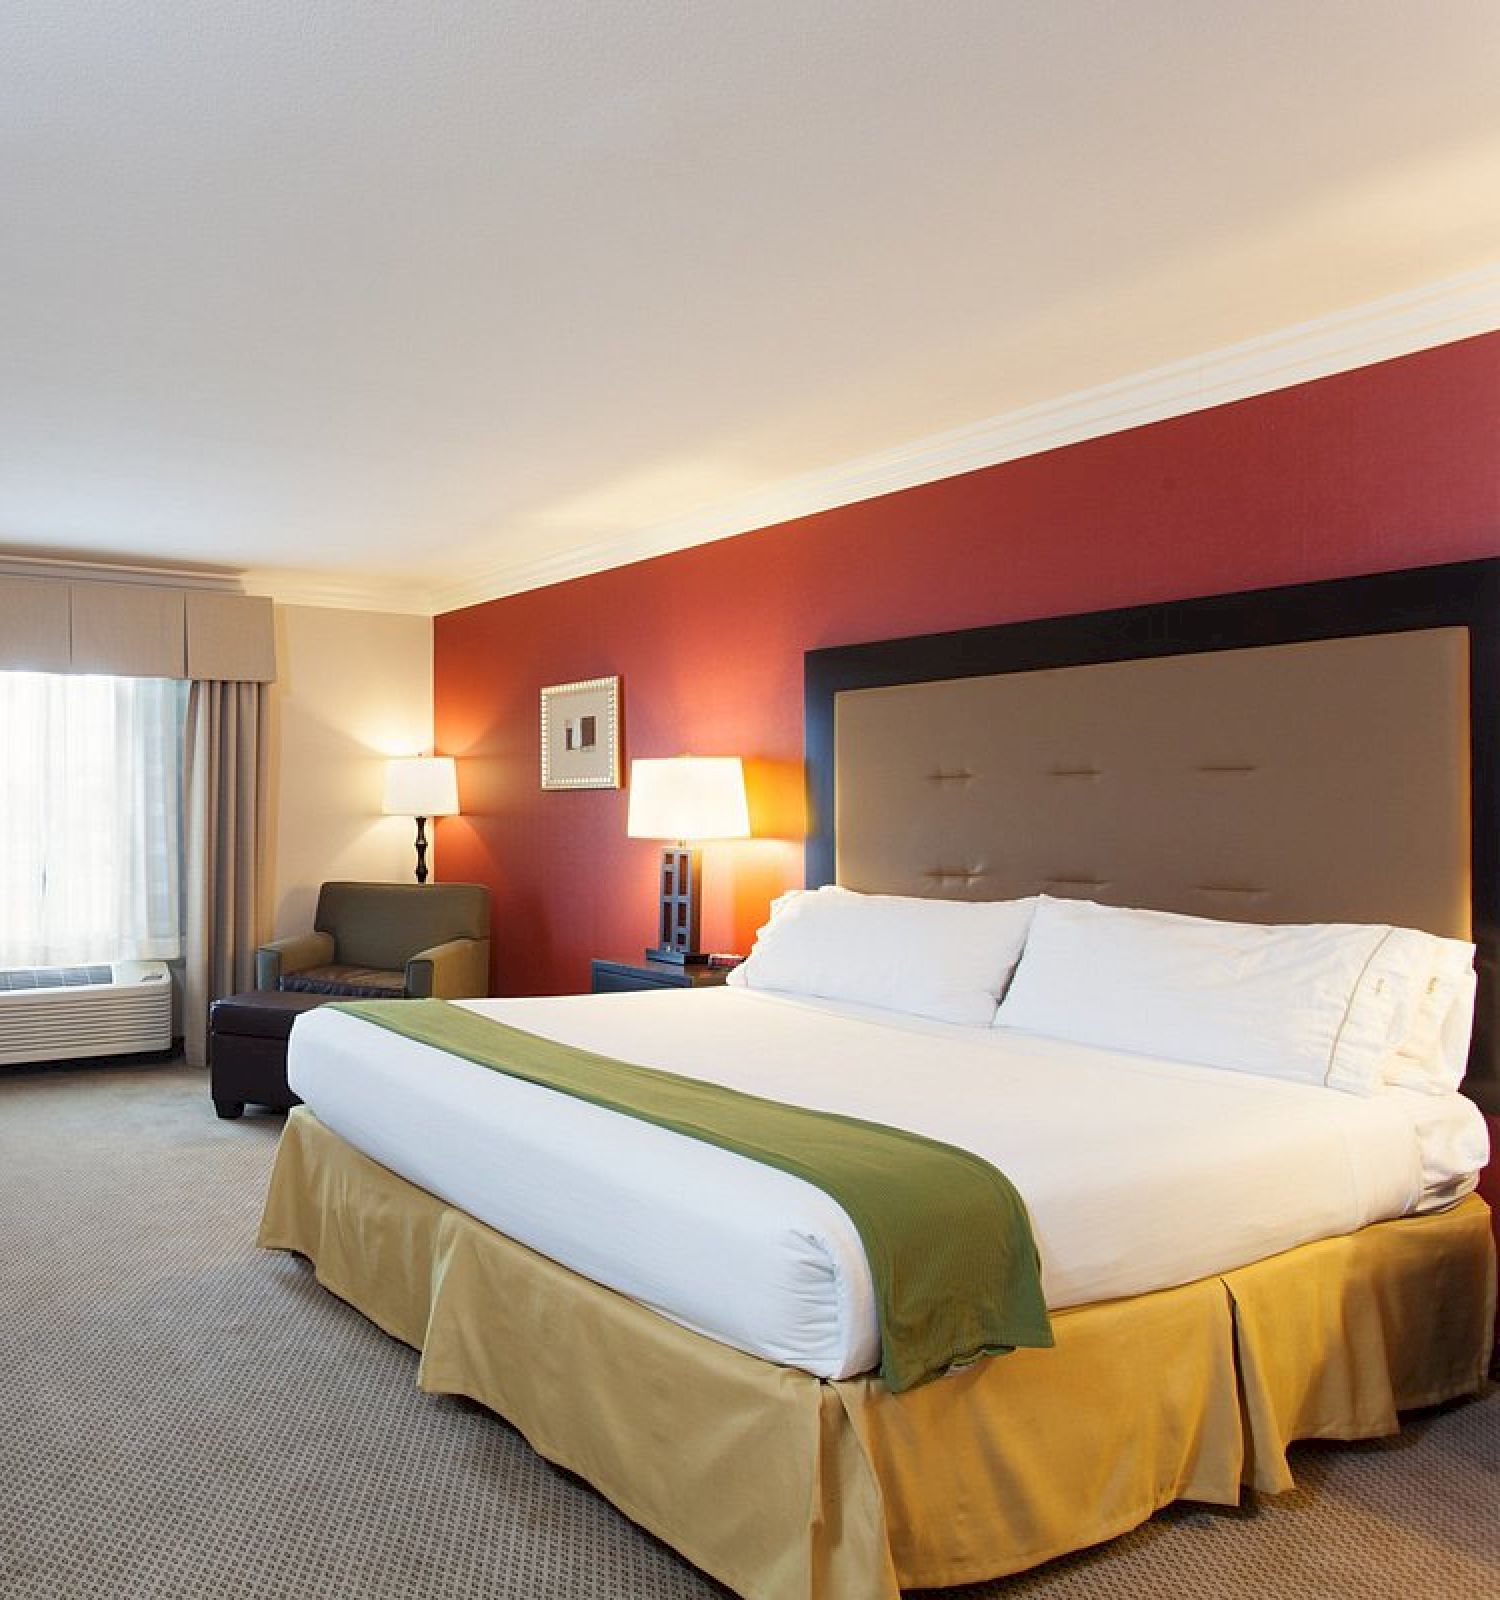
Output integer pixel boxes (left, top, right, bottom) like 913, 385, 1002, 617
428, 262, 1500, 616
0, 550, 437, 616
0, 552, 244, 591
237, 567, 438, 616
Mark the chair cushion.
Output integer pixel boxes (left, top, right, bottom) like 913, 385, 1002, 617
211, 990, 342, 1040
280, 964, 406, 999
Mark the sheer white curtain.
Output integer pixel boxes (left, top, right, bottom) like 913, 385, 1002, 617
0, 672, 188, 967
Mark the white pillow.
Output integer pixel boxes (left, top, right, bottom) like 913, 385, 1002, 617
1381, 933, 1478, 1093
727, 885, 1036, 1026
994, 896, 1468, 1095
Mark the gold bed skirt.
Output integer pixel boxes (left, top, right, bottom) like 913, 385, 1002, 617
257, 1109, 1495, 1600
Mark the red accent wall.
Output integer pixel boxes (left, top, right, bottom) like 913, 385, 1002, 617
436, 331, 1500, 1302
436, 331, 1500, 996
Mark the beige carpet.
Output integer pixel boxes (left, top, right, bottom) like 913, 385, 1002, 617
0, 1060, 1495, 1600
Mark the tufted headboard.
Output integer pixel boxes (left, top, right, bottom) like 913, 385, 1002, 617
804, 560, 1500, 1114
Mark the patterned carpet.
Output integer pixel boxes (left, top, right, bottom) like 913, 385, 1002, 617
0, 1059, 1495, 1600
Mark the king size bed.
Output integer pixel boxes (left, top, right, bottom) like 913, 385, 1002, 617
259, 560, 1498, 1600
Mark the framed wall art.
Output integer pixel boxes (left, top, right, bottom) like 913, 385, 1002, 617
540, 675, 621, 789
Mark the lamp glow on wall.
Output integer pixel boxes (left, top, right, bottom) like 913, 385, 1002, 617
627, 756, 750, 964
383, 756, 459, 884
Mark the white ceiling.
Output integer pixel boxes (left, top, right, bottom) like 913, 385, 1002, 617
2, 1, 1498, 614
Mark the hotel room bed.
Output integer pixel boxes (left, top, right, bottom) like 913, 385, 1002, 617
284, 985, 1486, 1379
260, 561, 1500, 1600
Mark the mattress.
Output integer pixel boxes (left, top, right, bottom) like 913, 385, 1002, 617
286, 986, 1490, 1381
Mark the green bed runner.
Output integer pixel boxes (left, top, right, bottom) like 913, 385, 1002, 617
333, 998, 1052, 1390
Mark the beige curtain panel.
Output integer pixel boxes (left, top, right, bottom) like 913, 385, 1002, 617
183, 680, 271, 1067
0, 575, 275, 681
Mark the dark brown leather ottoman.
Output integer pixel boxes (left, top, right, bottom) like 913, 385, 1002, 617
210, 991, 340, 1119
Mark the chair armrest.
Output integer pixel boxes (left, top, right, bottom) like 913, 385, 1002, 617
405, 938, 490, 1000
256, 930, 336, 990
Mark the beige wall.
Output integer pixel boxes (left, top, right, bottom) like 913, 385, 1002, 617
269, 605, 435, 939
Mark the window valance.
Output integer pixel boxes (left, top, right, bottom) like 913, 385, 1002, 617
0, 577, 275, 681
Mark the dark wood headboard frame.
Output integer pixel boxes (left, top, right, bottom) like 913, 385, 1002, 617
805, 559, 1500, 1116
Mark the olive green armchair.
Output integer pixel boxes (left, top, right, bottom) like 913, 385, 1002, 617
256, 881, 491, 1000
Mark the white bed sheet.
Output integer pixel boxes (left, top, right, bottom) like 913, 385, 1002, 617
287, 986, 1490, 1381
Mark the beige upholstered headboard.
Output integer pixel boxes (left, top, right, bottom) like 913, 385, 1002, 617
834, 630, 1471, 937
803, 562, 1500, 1113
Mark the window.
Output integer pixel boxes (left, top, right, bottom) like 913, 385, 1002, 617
0, 673, 188, 967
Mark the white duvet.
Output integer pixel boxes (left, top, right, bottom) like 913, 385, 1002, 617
287, 986, 1490, 1380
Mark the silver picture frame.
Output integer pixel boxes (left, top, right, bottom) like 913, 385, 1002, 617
540, 675, 621, 789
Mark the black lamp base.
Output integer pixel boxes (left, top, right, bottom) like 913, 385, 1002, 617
412, 816, 430, 884
651, 845, 705, 963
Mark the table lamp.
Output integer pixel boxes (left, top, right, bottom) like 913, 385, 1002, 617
627, 756, 750, 963
383, 756, 459, 884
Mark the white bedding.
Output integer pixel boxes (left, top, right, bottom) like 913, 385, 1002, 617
287, 986, 1490, 1381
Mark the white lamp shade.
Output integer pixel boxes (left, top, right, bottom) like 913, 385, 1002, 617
383, 756, 459, 817
627, 757, 750, 841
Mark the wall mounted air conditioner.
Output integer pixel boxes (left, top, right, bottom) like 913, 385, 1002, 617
0, 961, 173, 1066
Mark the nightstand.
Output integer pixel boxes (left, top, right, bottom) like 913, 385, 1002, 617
590, 957, 734, 994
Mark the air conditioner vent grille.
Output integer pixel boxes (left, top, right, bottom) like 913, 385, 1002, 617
0, 965, 115, 991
